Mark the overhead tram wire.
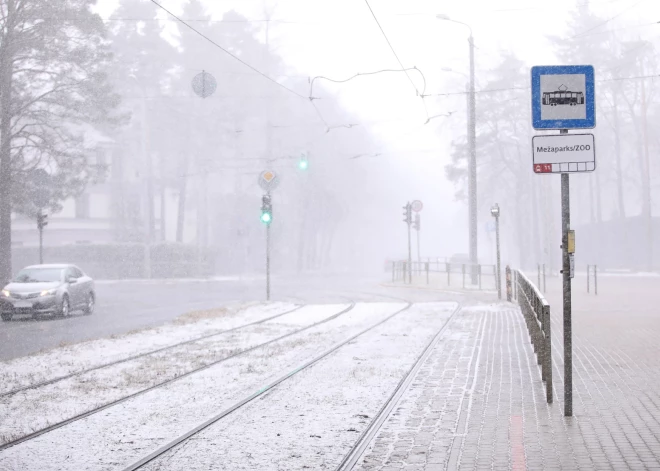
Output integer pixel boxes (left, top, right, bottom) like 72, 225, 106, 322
148, 0, 308, 101
363, 0, 431, 123
570, 0, 648, 39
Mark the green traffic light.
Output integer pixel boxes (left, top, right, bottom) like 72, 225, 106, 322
261, 212, 272, 224
298, 159, 308, 170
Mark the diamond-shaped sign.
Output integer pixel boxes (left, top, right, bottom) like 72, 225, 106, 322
259, 170, 280, 192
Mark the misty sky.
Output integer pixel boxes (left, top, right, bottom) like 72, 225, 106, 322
95, 0, 660, 262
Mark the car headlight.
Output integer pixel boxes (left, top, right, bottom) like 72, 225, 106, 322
1, 290, 9, 298
40, 288, 57, 297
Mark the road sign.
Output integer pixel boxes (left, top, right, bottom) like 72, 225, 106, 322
532, 134, 595, 174
258, 170, 280, 192
531, 65, 595, 130
567, 230, 575, 254
411, 200, 423, 212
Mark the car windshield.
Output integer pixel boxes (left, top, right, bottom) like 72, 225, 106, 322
13, 268, 63, 283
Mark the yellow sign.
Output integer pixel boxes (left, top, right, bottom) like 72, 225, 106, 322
568, 230, 575, 254
262, 171, 275, 182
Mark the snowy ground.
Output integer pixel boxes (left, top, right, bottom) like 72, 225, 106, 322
0, 301, 296, 394
0, 303, 346, 445
0, 301, 434, 470
139, 302, 459, 471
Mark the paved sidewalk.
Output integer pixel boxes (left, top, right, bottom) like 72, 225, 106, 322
355, 303, 660, 470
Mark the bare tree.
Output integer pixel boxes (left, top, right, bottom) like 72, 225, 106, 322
0, 0, 119, 280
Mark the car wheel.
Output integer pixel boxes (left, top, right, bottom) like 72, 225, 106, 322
1, 312, 12, 322
59, 296, 70, 318
84, 293, 95, 315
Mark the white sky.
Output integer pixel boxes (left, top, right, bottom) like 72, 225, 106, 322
95, 0, 660, 260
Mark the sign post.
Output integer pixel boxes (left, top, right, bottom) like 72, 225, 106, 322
411, 201, 423, 276
531, 65, 596, 417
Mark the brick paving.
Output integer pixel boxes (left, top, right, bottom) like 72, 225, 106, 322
354, 300, 660, 470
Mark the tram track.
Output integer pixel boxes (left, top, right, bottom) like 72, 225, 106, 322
0, 301, 358, 451
335, 302, 463, 471
1, 304, 304, 399
120, 296, 415, 471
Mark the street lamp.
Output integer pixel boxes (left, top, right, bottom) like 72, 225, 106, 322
437, 14, 478, 285
491, 203, 501, 300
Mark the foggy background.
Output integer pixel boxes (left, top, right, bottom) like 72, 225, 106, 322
4, 0, 660, 280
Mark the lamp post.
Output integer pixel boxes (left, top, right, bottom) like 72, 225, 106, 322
437, 14, 477, 285
491, 203, 501, 300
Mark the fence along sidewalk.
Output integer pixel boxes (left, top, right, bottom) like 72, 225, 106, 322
511, 267, 553, 403
391, 260, 497, 291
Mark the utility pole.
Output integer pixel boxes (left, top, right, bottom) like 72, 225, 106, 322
414, 213, 421, 274
402, 202, 412, 283
468, 33, 478, 285
436, 15, 478, 283
491, 203, 501, 299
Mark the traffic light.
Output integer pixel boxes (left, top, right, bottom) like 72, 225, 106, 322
298, 155, 309, 170
261, 194, 272, 225
413, 213, 420, 231
402, 203, 412, 225
37, 212, 48, 231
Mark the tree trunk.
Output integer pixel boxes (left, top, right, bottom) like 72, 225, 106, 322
613, 100, 625, 218
641, 75, 653, 270
0, 0, 16, 283
176, 156, 188, 243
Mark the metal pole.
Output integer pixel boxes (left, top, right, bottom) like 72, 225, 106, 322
39, 226, 43, 265
495, 213, 501, 299
543, 263, 546, 293
538, 263, 541, 289
561, 170, 572, 416
468, 34, 478, 285
478, 265, 482, 290
266, 223, 271, 300
594, 264, 598, 295
447, 263, 451, 286
416, 226, 421, 275
407, 215, 412, 284
544, 303, 553, 403
587, 264, 590, 293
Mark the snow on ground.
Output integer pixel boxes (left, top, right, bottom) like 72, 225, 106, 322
0, 302, 404, 471
0, 302, 297, 394
0, 303, 348, 445
141, 302, 458, 471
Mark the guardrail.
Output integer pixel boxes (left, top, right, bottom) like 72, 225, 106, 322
391, 260, 498, 291
511, 266, 552, 403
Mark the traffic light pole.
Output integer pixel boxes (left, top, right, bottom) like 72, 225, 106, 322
407, 216, 412, 284
266, 222, 271, 301
39, 226, 43, 264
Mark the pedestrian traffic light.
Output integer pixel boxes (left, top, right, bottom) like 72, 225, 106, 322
402, 203, 412, 225
36, 212, 48, 230
413, 213, 420, 231
261, 194, 272, 225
